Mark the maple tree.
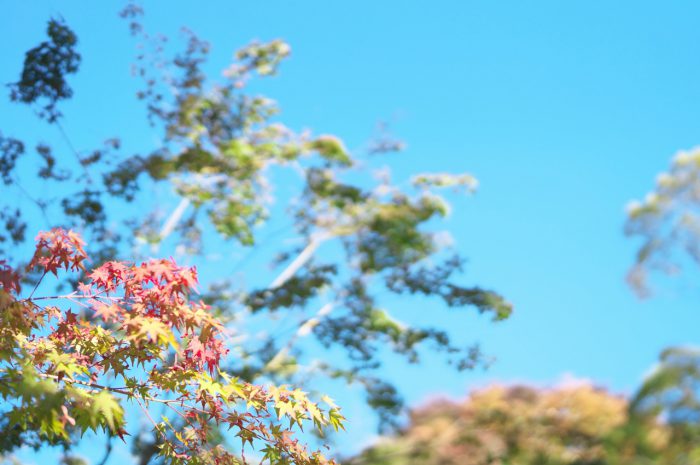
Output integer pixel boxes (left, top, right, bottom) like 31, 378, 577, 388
1, 228, 344, 465
1, 4, 512, 464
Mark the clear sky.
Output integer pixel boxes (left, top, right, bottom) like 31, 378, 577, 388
4, 0, 700, 461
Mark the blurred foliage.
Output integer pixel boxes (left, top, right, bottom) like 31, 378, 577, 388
9, 19, 80, 122
1, 3, 512, 464
347, 346, 700, 465
626, 147, 700, 296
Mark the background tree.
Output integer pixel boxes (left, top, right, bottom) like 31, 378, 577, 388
345, 348, 700, 465
0, 4, 511, 464
625, 147, 700, 296
345, 383, 632, 465
625, 346, 700, 464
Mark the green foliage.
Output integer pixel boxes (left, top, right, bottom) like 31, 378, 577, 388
1, 5, 512, 463
626, 147, 700, 296
10, 19, 81, 122
0, 135, 25, 186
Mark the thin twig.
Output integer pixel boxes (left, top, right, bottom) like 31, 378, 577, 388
96, 434, 114, 465
134, 395, 164, 438
263, 302, 334, 372
11, 175, 50, 226
27, 270, 48, 300
27, 293, 122, 302
55, 120, 92, 183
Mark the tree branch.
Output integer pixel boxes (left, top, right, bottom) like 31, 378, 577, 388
158, 197, 191, 244
269, 234, 330, 289
96, 434, 114, 465
263, 302, 335, 372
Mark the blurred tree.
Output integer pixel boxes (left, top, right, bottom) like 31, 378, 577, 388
1, 4, 511, 464
346, 348, 700, 465
625, 147, 700, 296
626, 346, 700, 464
345, 384, 632, 465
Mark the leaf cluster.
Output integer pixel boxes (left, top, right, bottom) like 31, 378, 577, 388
0, 229, 345, 465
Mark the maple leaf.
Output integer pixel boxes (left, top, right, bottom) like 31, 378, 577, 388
187, 337, 205, 358
29, 229, 89, 275
115, 427, 130, 443
93, 302, 122, 323
0, 261, 21, 294
77, 281, 92, 295
179, 265, 199, 291
89, 266, 111, 288
15, 228, 344, 465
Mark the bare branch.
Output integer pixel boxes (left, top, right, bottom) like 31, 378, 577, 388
269, 234, 330, 289
158, 197, 191, 244
264, 302, 334, 372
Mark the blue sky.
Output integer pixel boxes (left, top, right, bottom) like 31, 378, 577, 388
4, 0, 700, 461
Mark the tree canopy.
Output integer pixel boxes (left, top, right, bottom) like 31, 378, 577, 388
346, 348, 700, 465
0, 4, 511, 464
626, 147, 700, 296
